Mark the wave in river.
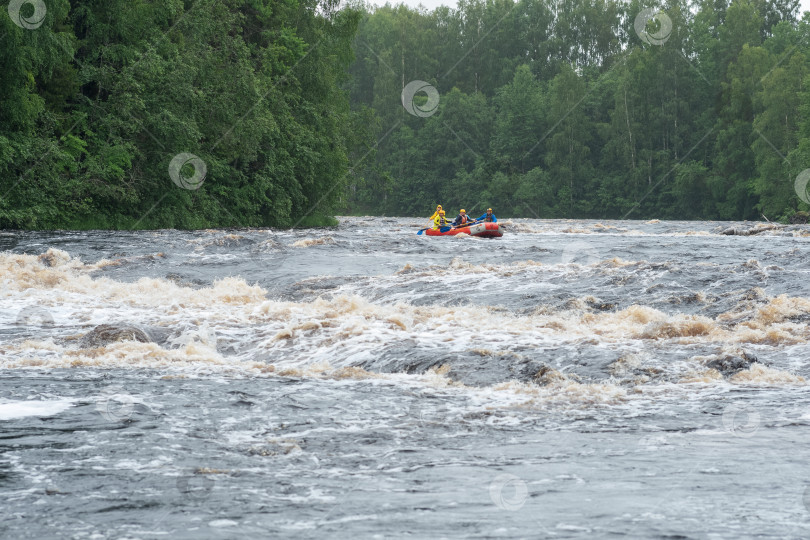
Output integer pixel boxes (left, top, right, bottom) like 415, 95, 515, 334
2, 248, 805, 405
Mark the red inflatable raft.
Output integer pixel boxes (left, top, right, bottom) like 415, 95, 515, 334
425, 222, 503, 238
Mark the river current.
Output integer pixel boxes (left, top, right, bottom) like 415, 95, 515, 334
2, 217, 810, 538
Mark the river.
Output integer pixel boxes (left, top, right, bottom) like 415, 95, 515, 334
2, 217, 810, 538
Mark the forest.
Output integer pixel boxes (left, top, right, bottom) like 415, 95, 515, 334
1, 0, 809, 227
0, 0, 360, 228
345, 0, 810, 222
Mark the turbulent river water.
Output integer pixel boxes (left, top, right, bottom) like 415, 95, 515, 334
2, 217, 810, 539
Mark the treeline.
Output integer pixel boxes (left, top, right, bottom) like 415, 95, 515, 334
5, 0, 809, 228
0, 0, 361, 229
343, 0, 810, 221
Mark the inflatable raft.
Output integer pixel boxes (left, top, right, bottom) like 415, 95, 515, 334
425, 222, 503, 238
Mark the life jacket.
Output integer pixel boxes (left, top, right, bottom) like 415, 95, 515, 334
484, 214, 494, 222
459, 214, 470, 224
434, 215, 450, 228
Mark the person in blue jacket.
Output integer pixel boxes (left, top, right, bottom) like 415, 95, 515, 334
475, 208, 497, 222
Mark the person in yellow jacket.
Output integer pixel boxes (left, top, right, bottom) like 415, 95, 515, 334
429, 204, 443, 221
433, 209, 452, 230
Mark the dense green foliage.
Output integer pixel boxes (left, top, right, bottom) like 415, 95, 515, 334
344, 0, 810, 222
0, 0, 361, 229
4, 0, 810, 228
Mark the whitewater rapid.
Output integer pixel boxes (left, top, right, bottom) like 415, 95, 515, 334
2, 217, 810, 538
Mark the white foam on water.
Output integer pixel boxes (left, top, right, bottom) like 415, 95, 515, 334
0, 399, 75, 420
209, 519, 239, 528
1, 246, 807, 412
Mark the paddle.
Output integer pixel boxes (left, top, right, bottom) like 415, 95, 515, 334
444, 220, 476, 232
417, 225, 449, 234
417, 223, 454, 234
418, 219, 466, 234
